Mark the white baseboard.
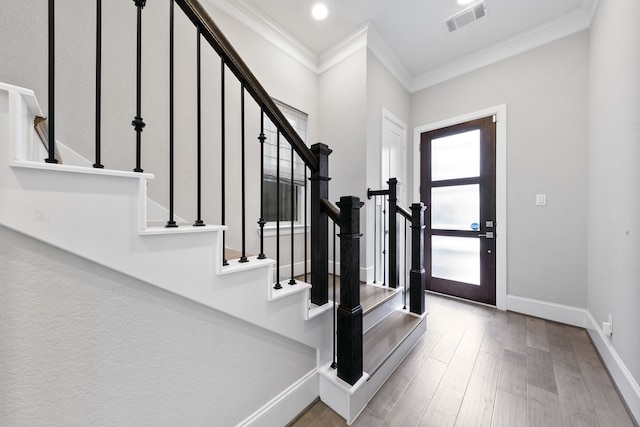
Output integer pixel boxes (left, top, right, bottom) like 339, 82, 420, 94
237, 369, 318, 427
506, 294, 587, 327
361, 265, 373, 284
586, 312, 640, 423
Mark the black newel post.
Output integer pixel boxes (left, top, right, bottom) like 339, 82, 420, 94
337, 196, 364, 386
388, 178, 399, 288
410, 202, 426, 315
310, 143, 331, 305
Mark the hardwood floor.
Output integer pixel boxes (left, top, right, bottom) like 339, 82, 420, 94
292, 293, 637, 427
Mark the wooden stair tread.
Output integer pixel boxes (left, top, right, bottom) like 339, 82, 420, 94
296, 274, 397, 313
360, 284, 398, 315
363, 310, 423, 375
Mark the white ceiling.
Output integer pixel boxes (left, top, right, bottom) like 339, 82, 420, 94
225, 0, 596, 90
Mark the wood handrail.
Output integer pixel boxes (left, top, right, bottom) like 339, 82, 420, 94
397, 204, 411, 220
175, 0, 319, 172
321, 198, 340, 225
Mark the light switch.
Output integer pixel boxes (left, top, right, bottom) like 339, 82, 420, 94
536, 194, 547, 206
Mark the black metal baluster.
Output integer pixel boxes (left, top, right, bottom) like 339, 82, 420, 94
388, 178, 399, 288
373, 196, 377, 283
274, 132, 282, 289
239, 85, 248, 262
383, 197, 387, 286
46, 0, 58, 164
194, 27, 205, 227
330, 221, 337, 369
93, 0, 104, 169
403, 217, 407, 310
221, 60, 228, 264
257, 109, 266, 259
304, 167, 308, 282
289, 145, 296, 285
132, 0, 146, 173
166, 0, 177, 228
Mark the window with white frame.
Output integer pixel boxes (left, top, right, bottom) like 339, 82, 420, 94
262, 101, 308, 223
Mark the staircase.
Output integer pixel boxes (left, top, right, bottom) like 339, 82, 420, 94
319, 280, 426, 424
0, 1, 427, 424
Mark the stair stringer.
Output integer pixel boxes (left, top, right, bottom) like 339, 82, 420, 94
0, 83, 333, 364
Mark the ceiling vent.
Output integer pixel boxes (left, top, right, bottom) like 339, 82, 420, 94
445, 2, 487, 32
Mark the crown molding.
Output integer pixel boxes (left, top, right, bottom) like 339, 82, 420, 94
207, 0, 598, 94
365, 23, 413, 91
317, 24, 368, 74
207, 0, 320, 73
206, 0, 411, 88
410, 7, 594, 92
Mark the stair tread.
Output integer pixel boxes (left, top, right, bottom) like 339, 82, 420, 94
296, 274, 398, 314
363, 310, 423, 375
361, 284, 398, 315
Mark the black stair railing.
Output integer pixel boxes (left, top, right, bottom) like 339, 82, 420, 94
45, 0, 330, 303
176, 0, 326, 284
368, 179, 426, 316
42, 0, 372, 388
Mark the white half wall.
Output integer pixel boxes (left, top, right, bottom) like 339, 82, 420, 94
0, 225, 317, 426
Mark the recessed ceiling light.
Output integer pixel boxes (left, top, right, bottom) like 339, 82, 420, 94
312, 3, 329, 21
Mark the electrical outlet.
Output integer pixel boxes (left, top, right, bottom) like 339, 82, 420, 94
609, 314, 613, 335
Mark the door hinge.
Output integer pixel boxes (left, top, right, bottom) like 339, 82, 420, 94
492, 114, 497, 123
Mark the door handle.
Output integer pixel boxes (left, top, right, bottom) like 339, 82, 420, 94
478, 231, 494, 239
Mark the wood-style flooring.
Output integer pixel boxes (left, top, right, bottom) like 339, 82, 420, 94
292, 293, 637, 427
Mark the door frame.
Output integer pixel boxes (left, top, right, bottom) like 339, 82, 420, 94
413, 104, 507, 310
379, 108, 407, 285
381, 108, 407, 199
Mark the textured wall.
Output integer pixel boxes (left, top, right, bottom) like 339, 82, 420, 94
0, 225, 316, 425
410, 32, 590, 308
587, 0, 640, 383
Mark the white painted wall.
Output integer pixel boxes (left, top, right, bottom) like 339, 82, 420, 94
587, 0, 640, 385
0, 225, 316, 425
318, 49, 367, 204
317, 48, 368, 271
364, 51, 411, 283
410, 32, 590, 309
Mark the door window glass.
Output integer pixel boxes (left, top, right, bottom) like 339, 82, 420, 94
431, 184, 479, 230
431, 129, 480, 180
432, 236, 480, 285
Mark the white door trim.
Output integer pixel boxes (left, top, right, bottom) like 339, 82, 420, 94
413, 104, 507, 310
381, 108, 407, 187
